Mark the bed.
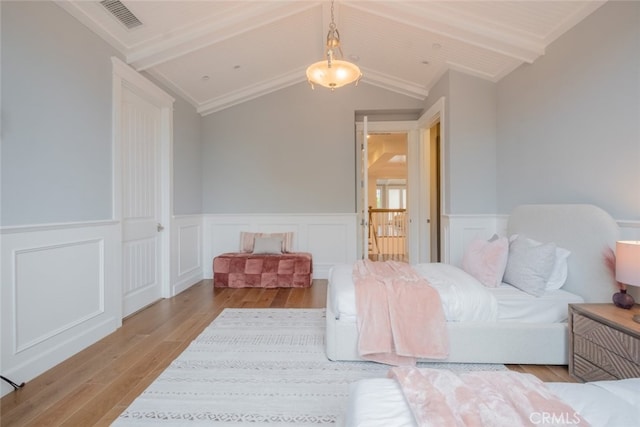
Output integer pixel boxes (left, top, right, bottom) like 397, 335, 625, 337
345, 374, 640, 426
325, 204, 620, 365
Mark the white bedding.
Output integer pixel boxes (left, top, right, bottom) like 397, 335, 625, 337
345, 377, 640, 427
329, 263, 498, 322
489, 284, 583, 323
329, 262, 583, 324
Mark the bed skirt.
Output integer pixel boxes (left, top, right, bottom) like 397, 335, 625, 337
213, 252, 313, 288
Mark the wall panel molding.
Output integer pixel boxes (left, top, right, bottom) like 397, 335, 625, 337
171, 215, 204, 295
618, 220, 640, 240
13, 238, 105, 353
203, 213, 358, 279
1, 221, 121, 397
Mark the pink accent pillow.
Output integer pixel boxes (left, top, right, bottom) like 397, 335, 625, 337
462, 236, 509, 287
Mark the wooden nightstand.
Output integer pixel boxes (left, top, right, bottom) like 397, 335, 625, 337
568, 303, 640, 382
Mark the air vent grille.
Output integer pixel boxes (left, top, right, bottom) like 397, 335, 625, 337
100, 0, 142, 30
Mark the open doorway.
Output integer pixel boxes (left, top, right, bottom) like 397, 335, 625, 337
367, 132, 408, 262
356, 109, 444, 264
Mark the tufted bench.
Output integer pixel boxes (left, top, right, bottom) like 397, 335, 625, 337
213, 252, 313, 288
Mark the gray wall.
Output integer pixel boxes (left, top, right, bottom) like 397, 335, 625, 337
423, 71, 497, 215
496, 1, 640, 220
168, 93, 203, 215
201, 82, 424, 213
1, 1, 116, 225
5, 1, 637, 223
448, 72, 497, 214
1, 1, 202, 225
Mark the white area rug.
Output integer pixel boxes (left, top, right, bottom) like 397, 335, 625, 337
113, 308, 506, 426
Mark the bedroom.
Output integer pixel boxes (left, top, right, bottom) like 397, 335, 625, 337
1, 0, 639, 421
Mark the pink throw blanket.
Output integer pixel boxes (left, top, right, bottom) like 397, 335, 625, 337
353, 260, 448, 365
389, 367, 590, 427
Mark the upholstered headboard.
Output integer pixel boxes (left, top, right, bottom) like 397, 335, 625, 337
507, 204, 619, 303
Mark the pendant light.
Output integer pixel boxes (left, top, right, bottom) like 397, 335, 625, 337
306, 0, 362, 90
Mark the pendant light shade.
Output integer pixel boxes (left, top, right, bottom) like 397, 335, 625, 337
306, 0, 361, 90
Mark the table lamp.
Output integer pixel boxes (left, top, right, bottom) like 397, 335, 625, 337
615, 240, 640, 322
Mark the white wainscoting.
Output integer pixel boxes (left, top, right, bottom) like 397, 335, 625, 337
203, 214, 359, 279
444, 214, 640, 268
171, 215, 204, 295
619, 220, 640, 241
0, 221, 121, 397
442, 214, 503, 266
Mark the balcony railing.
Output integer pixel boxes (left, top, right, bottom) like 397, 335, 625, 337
368, 207, 408, 262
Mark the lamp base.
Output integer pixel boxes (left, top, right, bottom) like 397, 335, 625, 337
612, 289, 635, 309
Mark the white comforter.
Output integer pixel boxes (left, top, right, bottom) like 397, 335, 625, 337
330, 263, 498, 322
346, 377, 640, 427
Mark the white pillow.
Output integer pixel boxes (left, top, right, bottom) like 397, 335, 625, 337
503, 235, 557, 297
240, 231, 294, 253
252, 236, 283, 254
547, 246, 570, 290
510, 234, 571, 290
462, 235, 509, 287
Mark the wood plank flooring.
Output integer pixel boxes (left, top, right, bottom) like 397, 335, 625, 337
0, 279, 574, 426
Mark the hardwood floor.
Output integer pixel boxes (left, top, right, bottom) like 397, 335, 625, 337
0, 280, 574, 426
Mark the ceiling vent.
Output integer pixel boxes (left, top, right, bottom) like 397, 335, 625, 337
100, 0, 142, 30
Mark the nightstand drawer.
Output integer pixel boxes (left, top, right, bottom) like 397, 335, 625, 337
574, 335, 640, 379
573, 313, 640, 363
572, 355, 618, 382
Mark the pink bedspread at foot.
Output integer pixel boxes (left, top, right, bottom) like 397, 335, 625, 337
389, 367, 590, 427
353, 260, 449, 366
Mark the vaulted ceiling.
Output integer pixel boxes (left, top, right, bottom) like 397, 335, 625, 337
57, 0, 606, 115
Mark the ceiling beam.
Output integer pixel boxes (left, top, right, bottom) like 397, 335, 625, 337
344, 1, 546, 64
127, 2, 322, 71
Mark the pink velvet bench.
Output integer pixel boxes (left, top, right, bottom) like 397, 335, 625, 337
213, 252, 313, 288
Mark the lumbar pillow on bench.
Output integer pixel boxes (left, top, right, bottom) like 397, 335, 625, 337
252, 236, 284, 254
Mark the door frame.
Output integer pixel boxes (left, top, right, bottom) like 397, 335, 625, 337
417, 97, 446, 262
356, 98, 446, 263
111, 57, 174, 317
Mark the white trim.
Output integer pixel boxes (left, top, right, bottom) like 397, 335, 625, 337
171, 215, 204, 296
359, 68, 428, 100
126, 2, 320, 71
346, 1, 546, 64
418, 97, 447, 260
0, 220, 118, 234
618, 219, 640, 229
111, 57, 174, 106
197, 68, 306, 116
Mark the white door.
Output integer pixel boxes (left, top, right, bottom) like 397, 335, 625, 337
120, 86, 163, 317
357, 117, 369, 259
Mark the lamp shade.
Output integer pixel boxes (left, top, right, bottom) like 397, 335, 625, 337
306, 59, 362, 90
616, 240, 640, 286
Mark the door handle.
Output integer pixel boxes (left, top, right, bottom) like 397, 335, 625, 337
157, 223, 164, 232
